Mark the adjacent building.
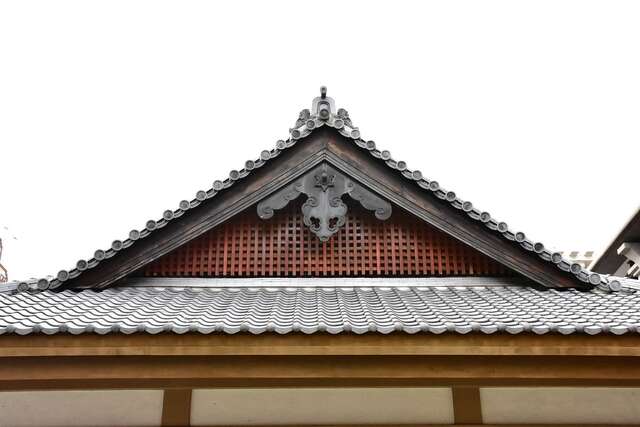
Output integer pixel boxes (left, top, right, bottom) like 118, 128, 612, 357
592, 207, 640, 279
1, 89, 639, 426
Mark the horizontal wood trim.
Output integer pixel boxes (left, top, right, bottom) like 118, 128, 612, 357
1, 332, 640, 357
2, 355, 640, 390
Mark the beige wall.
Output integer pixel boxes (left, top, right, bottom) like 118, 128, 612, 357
191, 387, 454, 425
0, 390, 163, 427
481, 387, 640, 425
3, 386, 640, 425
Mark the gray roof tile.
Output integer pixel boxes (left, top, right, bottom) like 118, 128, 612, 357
1, 278, 639, 336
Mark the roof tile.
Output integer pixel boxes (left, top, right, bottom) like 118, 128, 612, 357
1, 278, 639, 336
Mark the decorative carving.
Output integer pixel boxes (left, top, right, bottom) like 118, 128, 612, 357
347, 181, 392, 221
257, 181, 303, 220
257, 163, 392, 241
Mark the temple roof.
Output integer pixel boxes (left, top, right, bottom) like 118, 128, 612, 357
2, 277, 640, 336
1, 87, 629, 294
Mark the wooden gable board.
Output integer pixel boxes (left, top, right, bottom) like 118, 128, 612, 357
66, 127, 585, 290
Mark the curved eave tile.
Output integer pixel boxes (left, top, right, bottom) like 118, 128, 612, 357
1, 285, 639, 336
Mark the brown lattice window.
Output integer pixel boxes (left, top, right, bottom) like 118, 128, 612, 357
142, 199, 513, 277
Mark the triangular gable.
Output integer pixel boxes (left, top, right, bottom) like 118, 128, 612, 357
7, 87, 620, 293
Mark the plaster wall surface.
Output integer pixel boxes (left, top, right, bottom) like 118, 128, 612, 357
191, 387, 454, 425
481, 387, 640, 424
0, 389, 163, 427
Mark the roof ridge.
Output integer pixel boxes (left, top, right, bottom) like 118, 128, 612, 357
2, 87, 624, 294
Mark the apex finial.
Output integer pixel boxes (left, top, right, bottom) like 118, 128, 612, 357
289, 87, 360, 140
312, 87, 335, 119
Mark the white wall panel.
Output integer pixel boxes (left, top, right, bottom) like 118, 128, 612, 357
191, 387, 453, 425
0, 390, 163, 427
481, 387, 640, 424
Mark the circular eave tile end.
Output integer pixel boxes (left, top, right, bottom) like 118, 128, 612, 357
260, 150, 271, 162
570, 262, 582, 274
163, 209, 175, 220
608, 280, 622, 292
57, 270, 70, 282
36, 278, 50, 290
76, 260, 88, 271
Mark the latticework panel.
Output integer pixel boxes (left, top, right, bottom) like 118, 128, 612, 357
142, 199, 513, 277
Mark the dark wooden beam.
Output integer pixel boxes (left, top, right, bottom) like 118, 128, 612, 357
161, 389, 192, 427
452, 386, 483, 424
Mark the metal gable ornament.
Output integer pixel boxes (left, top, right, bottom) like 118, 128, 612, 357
257, 163, 392, 241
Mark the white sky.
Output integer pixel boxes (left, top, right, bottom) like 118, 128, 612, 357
1, 1, 639, 281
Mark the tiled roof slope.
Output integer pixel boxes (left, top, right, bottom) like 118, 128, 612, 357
1, 87, 624, 293
1, 278, 639, 336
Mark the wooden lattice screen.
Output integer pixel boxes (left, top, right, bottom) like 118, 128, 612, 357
142, 199, 513, 277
